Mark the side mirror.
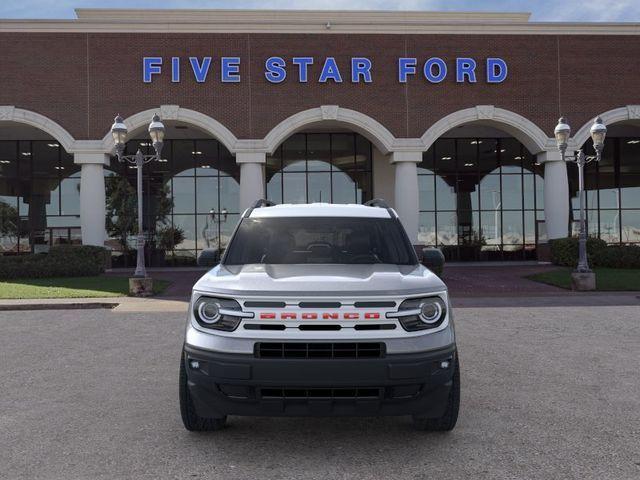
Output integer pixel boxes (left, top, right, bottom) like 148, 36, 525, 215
420, 247, 445, 277
197, 248, 221, 267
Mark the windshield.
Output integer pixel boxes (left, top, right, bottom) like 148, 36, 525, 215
223, 216, 417, 266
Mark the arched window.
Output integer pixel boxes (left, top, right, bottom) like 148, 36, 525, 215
107, 138, 239, 266
0, 139, 80, 254
266, 133, 373, 204
418, 137, 543, 261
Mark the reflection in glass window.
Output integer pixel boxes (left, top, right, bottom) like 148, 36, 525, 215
418, 174, 435, 210
106, 139, 239, 267
621, 210, 640, 243
0, 140, 81, 254
435, 176, 456, 210
266, 133, 372, 205
570, 136, 640, 245
419, 137, 542, 260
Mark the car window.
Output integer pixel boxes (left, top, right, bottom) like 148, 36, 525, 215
223, 216, 417, 266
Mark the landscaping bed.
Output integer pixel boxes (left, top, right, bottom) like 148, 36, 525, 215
527, 268, 640, 291
0, 276, 170, 299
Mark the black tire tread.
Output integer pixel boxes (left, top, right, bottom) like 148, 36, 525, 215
413, 356, 460, 432
179, 355, 227, 432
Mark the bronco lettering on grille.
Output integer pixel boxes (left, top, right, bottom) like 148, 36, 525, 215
259, 312, 381, 320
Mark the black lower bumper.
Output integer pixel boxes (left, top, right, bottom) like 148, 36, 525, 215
183, 343, 457, 418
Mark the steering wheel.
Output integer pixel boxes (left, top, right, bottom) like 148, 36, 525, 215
349, 254, 380, 264
306, 242, 332, 251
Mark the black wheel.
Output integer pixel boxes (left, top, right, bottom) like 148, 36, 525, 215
179, 355, 227, 431
412, 356, 460, 432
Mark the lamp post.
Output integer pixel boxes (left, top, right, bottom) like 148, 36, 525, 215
554, 116, 607, 290
110, 113, 165, 288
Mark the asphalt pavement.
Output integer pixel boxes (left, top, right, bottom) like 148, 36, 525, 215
0, 306, 639, 479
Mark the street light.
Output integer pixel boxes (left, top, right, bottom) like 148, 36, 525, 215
110, 113, 165, 279
554, 116, 607, 282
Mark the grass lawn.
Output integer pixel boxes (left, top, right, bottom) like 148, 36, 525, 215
0, 276, 171, 299
527, 268, 640, 291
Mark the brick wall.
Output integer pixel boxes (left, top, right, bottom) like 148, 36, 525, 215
1, 32, 638, 142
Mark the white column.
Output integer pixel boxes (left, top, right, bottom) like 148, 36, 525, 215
391, 151, 421, 244
539, 150, 569, 240
75, 153, 109, 247
237, 152, 266, 212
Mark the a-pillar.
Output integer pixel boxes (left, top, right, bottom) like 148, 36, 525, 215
539, 150, 569, 239
75, 152, 109, 246
391, 151, 422, 245
237, 151, 266, 212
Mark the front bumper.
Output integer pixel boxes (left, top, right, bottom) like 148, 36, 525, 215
183, 343, 456, 418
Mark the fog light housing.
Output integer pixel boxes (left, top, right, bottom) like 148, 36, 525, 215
189, 360, 200, 370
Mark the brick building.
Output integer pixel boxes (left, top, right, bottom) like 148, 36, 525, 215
0, 9, 639, 264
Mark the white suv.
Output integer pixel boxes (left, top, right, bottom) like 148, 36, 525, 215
179, 199, 459, 431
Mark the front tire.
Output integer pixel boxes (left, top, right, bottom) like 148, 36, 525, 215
179, 355, 227, 431
412, 356, 460, 432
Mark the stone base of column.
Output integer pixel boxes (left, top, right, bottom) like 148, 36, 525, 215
571, 272, 596, 291
129, 277, 154, 297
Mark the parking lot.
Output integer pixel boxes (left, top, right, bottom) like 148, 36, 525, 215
1, 304, 639, 480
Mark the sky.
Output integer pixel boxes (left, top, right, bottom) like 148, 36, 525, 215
0, 0, 639, 22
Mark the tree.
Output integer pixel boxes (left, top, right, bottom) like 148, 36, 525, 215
0, 201, 19, 238
105, 175, 173, 251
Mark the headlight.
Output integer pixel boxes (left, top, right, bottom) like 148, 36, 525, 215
193, 296, 247, 331
391, 296, 447, 331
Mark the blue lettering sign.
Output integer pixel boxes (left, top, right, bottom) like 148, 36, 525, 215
143, 57, 162, 83
189, 57, 212, 83
487, 58, 508, 83
292, 57, 314, 82
221, 57, 241, 83
142, 55, 508, 85
424, 57, 447, 83
456, 58, 477, 83
265, 56, 287, 83
398, 58, 417, 83
319, 57, 342, 83
171, 57, 180, 83
351, 57, 372, 83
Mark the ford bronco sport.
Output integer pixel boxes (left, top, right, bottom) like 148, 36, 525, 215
179, 199, 459, 431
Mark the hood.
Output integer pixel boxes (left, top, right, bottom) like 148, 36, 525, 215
193, 263, 446, 297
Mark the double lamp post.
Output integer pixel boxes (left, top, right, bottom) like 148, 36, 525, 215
554, 115, 607, 290
110, 114, 166, 295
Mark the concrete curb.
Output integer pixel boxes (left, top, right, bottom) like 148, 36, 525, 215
0, 302, 119, 311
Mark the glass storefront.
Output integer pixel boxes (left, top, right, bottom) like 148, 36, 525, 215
107, 139, 239, 266
5, 132, 638, 266
266, 133, 373, 204
0, 140, 81, 255
418, 138, 544, 261
570, 137, 640, 244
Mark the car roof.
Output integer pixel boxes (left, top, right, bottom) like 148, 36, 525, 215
248, 203, 393, 219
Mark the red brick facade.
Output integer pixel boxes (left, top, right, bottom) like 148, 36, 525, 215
0, 32, 638, 141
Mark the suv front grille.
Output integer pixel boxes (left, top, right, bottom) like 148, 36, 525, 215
255, 342, 385, 359
260, 387, 382, 399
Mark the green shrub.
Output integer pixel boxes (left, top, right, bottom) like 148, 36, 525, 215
0, 245, 108, 280
421, 247, 445, 277
592, 245, 640, 269
550, 237, 640, 269
550, 237, 607, 267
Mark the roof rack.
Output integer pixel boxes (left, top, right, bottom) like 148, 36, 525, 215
364, 198, 397, 218
364, 198, 390, 209
243, 198, 276, 218
252, 199, 276, 209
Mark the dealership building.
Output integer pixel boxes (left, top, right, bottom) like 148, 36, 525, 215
1, 9, 639, 265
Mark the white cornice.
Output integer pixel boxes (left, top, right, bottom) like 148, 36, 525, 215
75, 9, 533, 23
0, 9, 639, 35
